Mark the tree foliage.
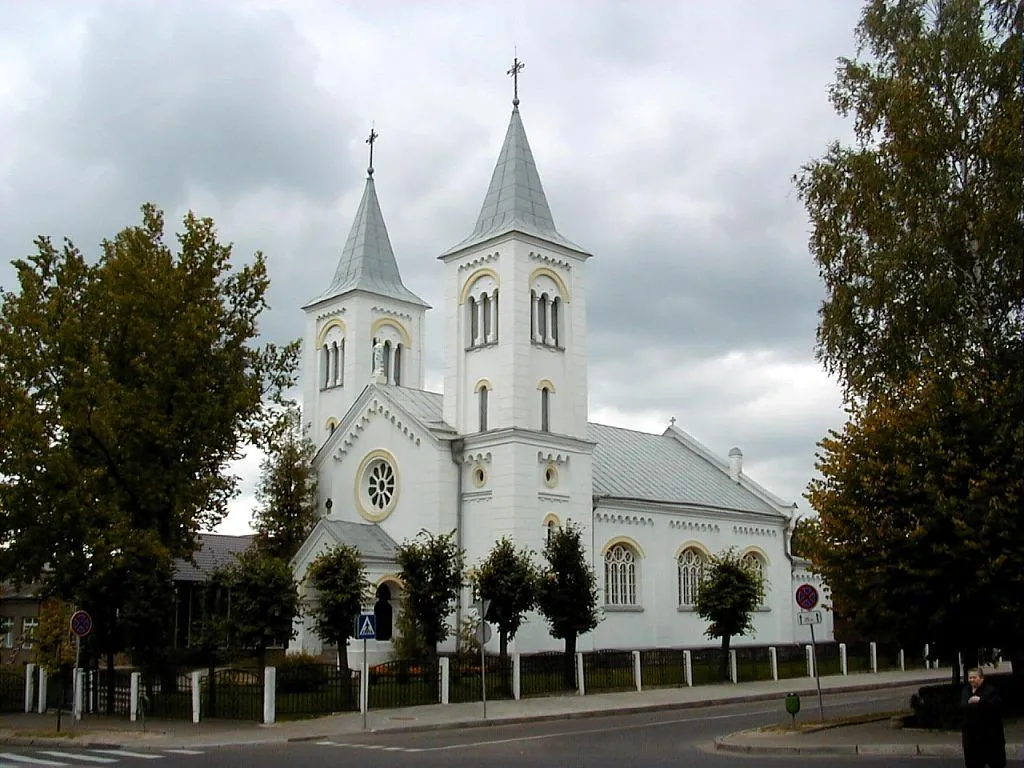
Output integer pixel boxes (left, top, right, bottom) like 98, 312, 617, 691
0, 204, 299, 598
790, 517, 823, 560
694, 549, 766, 679
535, 522, 599, 669
794, 0, 1022, 402
216, 547, 301, 672
306, 544, 369, 671
474, 537, 538, 665
395, 530, 465, 661
253, 402, 319, 562
805, 373, 1024, 659
33, 598, 75, 674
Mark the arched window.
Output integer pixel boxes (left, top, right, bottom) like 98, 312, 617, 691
393, 343, 402, 386
321, 345, 330, 389
604, 544, 637, 606
546, 519, 557, 543
677, 548, 706, 607
540, 387, 551, 432
538, 293, 548, 343
481, 293, 491, 342
468, 297, 479, 346
530, 289, 536, 340
742, 552, 767, 606
383, 340, 392, 381
551, 297, 560, 346
331, 341, 340, 385
478, 386, 489, 432
338, 338, 345, 385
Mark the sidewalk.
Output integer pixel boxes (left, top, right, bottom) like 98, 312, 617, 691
0, 667, 1018, 760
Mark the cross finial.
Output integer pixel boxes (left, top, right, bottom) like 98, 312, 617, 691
507, 55, 524, 107
669, 416, 677, 427
366, 125, 379, 177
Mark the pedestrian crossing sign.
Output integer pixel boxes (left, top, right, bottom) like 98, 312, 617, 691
357, 613, 376, 640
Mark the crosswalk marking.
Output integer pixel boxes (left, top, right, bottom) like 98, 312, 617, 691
0, 756, 69, 766
317, 742, 424, 753
86, 753, 162, 761
159, 752, 203, 756
36, 754, 117, 764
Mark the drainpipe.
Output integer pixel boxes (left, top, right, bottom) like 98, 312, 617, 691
450, 437, 466, 646
783, 504, 798, 565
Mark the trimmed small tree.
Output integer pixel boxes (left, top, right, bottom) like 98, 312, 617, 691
307, 544, 369, 672
536, 522, 599, 686
395, 530, 464, 662
217, 547, 302, 674
694, 549, 767, 680
474, 537, 538, 678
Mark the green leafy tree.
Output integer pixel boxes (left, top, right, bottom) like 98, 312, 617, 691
474, 537, 537, 668
389, 596, 430, 662
694, 549, 766, 681
395, 530, 465, 662
306, 544, 369, 672
253, 402, 319, 562
33, 598, 75, 730
794, 0, 1021, 403
790, 517, 822, 560
0, 204, 298, 661
535, 522, 599, 686
806, 372, 1024, 682
216, 547, 301, 673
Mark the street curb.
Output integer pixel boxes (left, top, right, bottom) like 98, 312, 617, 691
714, 736, 1024, 760
0, 738, 124, 749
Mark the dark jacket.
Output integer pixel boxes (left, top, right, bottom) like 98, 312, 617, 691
961, 681, 1006, 768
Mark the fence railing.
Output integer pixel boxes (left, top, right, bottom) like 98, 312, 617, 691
447, 656, 514, 704
368, 660, 439, 710
202, 668, 262, 721
639, 648, 686, 688
519, 651, 577, 697
582, 650, 634, 693
734, 645, 773, 683
275, 663, 358, 719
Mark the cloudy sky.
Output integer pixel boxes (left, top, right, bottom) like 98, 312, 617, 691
1, 0, 863, 535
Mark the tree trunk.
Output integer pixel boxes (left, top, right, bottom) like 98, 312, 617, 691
564, 634, 577, 689
720, 635, 731, 682
499, 628, 509, 696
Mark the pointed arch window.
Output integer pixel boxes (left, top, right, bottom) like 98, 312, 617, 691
604, 544, 638, 606
677, 548, 706, 607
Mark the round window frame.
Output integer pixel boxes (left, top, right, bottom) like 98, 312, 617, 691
471, 464, 487, 488
354, 449, 400, 522
543, 463, 559, 488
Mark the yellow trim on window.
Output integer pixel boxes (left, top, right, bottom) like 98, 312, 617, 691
370, 317, 412, 348
528, 267, 570, 302
459, 268, 500, 304
316, 318, 347, 347
601, 536, 645, 558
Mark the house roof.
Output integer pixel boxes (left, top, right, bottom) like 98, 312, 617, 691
385, 386, 455, 435
173, 533, 255, 582
442, 106, 587, 257
317, 519, 399, 561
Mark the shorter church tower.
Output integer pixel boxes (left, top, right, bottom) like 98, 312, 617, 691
302, 129, 429, 449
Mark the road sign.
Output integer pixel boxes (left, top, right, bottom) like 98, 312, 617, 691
797, 610, 823, 626
69, 610, 93, 638
795, 584, 819, 611
474, 621, 492, 645
357, 613, 376, 640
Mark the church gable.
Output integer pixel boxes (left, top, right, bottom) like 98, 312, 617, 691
588, 422, 785, 516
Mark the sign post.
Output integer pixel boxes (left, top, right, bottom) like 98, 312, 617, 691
357, 613, 376, 730
69, 610, 93, 725
794, 585, 825, 723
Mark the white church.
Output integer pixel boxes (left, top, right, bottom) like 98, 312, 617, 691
289, 76, 832, 659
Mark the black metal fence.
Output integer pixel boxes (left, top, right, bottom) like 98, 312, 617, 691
447, 656, 514, 703
519, 651, 577, 697
814, 642, 842, 677
734, 646, 773, 682
201, 668, 262, 721
93, 668, 132, 715
142, 670, 194, 720
639, 648, 686, 687
846, 642, 872, 673
776, 644, 809, 680
276, 663, 359, 718
689, 647, 727, 685
368, 660, 439, 709
0, 669, 23, 712
876, 642, 902, 671
582, 650, 634, 692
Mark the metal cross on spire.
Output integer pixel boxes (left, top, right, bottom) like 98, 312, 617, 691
507, 56, 524, 107
366, 125, 379, 177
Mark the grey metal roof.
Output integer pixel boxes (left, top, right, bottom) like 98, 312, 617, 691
173, 533, 255, 582
588, 423, 779, 515
319, 519, 398, 561
385, 386, 455, 434
443, 107, 588, 256
307, 176, 428, 308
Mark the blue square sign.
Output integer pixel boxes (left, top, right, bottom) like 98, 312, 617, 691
357, 613, 376, 640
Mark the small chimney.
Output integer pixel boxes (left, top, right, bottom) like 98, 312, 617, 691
728, 447, 743, 482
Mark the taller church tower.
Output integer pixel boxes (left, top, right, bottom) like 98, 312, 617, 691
302, 130, 429, 450
440, 62, 595, 635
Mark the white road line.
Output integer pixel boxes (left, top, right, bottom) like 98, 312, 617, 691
87, 752, 162, 761
160, 751, 203, 756
36, 754, 118, 764
0, 756, 69, 767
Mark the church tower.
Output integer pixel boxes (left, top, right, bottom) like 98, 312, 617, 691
440, 62, 595, 642
303, 130, 429, 450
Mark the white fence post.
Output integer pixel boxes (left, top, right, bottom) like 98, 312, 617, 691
439, 657, 450, 705
37, 668, 47, 714
24, 664, 36, 714
263, 667, 276, 725
729, 650, 738, 684
898, 649, 906, 672
924, 643, 930, 669
632, 651, 642, 692
769, 647, 778, 681
575, 652, 585, 696
870, 642, 878, 673
129, 671, 140, 722
805, 645, 814, 678
683, 650, 693, 687
512, 653, 521, 701
840, 643, 848, 675
190, 671, 201, 724
74, 668, 86, 720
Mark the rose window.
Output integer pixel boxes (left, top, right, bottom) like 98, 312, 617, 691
366, 460, 395, 511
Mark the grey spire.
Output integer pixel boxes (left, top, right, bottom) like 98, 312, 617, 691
443, 106, 587, 256
307, 173, 428, 308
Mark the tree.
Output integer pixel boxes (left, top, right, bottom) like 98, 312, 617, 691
794, 0, 1022, 403
306, 544, 369, 672
0, 203, 298, 602
474, 537, 538, 669
535, 522, 599, 685
694, 549, 767, 681
790, 517, 822, 560
253, 402, 319, 563
33, 598, 75, 730
395, 530, 464, 662
216, 547, 301, 673
805, 372, 1024, 681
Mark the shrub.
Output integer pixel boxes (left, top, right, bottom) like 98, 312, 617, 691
275, 652, 332, 694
